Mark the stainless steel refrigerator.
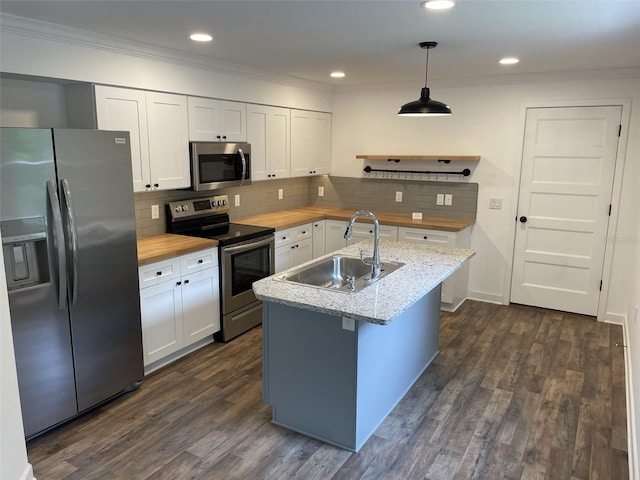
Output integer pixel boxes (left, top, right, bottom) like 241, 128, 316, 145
0, 128, 144, 439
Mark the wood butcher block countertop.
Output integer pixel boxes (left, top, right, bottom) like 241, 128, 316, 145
235, 207, 474, 232
137, 234, 218, 266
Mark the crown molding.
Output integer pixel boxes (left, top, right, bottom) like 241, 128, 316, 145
0, 13, 333, 93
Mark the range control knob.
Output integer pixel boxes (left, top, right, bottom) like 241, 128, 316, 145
183, 205, 189, 211
175, 205, 183, 212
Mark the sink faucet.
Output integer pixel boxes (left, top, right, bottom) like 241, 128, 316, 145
344, 210, 381, 278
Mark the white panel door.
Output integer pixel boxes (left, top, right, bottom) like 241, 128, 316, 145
511, 106, 622, 315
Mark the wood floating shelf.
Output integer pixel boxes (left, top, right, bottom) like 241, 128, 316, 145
356, 155, 480, 162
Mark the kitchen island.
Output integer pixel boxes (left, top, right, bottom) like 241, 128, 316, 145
253, 240, 475, 451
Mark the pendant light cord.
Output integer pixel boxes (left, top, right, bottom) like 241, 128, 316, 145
424, 47, 430, 89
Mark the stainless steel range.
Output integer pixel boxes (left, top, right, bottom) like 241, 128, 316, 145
166, 195, 274, 342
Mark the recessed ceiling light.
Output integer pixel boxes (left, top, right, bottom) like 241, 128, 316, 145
421, 0, 456, 10
499, 57, 520, 65
330, 71, 346, 78
190, 33, 213, 42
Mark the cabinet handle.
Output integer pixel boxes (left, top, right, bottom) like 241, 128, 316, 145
216, 135, 221, 140
273, 174, 276, 178
198, 259, 203, 264
222, 136, 227, 140
146, 184, 151, 189
176, 281, 182, 285
291, 245, 295, 249
519, 216, 528, 223
302, 231, 306, 234
153, 183, 159, 188
267, 174, 271, 178
369, 230, 373, 234
423, 236, 428, 240
184, 279, 190, 284
156, 271, 162, 276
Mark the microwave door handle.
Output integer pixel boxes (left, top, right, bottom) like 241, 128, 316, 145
238, 149, 246, 185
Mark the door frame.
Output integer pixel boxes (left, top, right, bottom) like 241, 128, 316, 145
503, 98, 632, 322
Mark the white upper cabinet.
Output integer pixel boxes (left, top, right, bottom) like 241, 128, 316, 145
290, 110, 332, 177
247, 104, 290, 181
94, 86, 190, 192
187, 97, 246, 142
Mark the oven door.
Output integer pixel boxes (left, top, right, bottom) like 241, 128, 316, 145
221, 234, 274, 314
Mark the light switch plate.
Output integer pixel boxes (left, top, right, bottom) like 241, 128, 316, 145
234, 194, 240, 207
445, 194, 453, 206
151, 204, 159, 219
412, 212, 423, 220
318, 186, 324, 197
395, 191, 403, 202
436, 194, 444, 206
278, 188, 284, 200
489, 197, 503, 210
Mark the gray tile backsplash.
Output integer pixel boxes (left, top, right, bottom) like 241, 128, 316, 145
135, 176, 477, 238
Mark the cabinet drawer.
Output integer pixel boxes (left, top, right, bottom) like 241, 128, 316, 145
293, 223, 313, 241
275, 230, 293, 247
139, 258, 180, 289
398, 227, 454, 246
180, 247, 218, 275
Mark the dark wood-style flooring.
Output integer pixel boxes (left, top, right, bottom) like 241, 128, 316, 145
27, 300, 628, 479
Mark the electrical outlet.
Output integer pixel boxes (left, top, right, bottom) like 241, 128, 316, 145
489, 197, 503, 210
318, 186, 324, 197
395, 191, 403, 202
278, 188, 284, 200
151, 204, 159, 219
436, 194, 444, 206
234, 194, 240, 207
342, 317, 355, 331
445, 194, 453, 206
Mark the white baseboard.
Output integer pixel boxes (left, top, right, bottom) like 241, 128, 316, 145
466, 290, 505, 305
604, 312, 626, 325
623, 320, 639, 480
19, 463, 35, 480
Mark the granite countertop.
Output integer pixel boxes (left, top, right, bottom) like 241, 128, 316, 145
235, 206, 474, 232
137, 234, 218, 266
252, 239, 475, 325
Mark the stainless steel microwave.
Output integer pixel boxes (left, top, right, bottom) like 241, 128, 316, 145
190, 142, 251, 191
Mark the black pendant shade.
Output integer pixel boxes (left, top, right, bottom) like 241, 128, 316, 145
398, 42, 452, 117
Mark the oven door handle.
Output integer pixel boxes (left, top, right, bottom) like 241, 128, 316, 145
223, 236, 273, 254
238, 148, 246, 185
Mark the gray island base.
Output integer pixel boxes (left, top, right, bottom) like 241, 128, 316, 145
262, 284, 441, 452
254, 240, 475, 452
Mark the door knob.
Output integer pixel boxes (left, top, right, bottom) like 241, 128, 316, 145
519, 216, 528, 223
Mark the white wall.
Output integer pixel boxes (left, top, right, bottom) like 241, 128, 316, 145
331, 77, 640, 318
0, 14, 332, 113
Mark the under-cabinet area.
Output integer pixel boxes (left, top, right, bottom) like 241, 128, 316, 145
138, 247, 220, 373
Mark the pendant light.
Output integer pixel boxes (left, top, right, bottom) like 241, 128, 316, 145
398, 41, 452, 116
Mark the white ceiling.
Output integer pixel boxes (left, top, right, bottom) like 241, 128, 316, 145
2, 0, 640, 86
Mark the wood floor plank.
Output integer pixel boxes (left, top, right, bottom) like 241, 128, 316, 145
26, 300, 628, 479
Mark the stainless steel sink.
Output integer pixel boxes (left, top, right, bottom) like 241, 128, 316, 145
275, 255, 404, 293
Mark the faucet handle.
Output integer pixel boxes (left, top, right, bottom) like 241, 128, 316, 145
358, 248, 365, 261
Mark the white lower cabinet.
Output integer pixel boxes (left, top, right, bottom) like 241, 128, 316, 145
346, 224, 398, 246
274, 223, 313, 273
324, 220, 347, 254
139, 248, 220, 371
311, 220, 326, 259
398, 226, 471, 311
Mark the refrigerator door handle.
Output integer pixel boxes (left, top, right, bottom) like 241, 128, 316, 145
47, 180, 68, 309
60, 178, 80, 305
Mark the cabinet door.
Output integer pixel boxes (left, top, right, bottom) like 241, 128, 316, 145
312, 221, 326, 258
247, 105, 269, 180
268, 106, 291, 179
95, 86, 150, 192
292, 238, 313, 267
140, 280, 183, 366
311, 112, 331, 175
146, 92, 190, 190
325, 220, 347, 254
274, 244, 293, 273
181, 268, 221, 344
219, 100, 247, 142
187, 96, 220, 141
290, 110, 313, 177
